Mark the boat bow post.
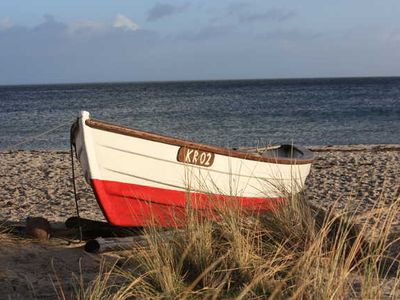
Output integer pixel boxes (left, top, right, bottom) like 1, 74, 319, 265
69, 113, 86, 240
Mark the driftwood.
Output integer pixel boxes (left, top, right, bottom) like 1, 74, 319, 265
84, 230, 179, 253
65, 217, 143, 239
85, 236, 149, 253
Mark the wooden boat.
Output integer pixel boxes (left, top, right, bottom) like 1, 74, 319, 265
71, 111, 314, 227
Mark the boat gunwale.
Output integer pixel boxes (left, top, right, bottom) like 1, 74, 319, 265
85, 118, 314, 165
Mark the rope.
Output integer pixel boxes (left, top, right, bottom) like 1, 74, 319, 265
70, 142, 83, 241
2, 115, 84, 241
4, 119, 74, 151
70, 121, 83, 241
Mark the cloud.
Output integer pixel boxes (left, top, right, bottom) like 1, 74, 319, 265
226, 2, 295, 24
0, 14, 143, 40
226, 1, 249, 16
238, 8, 296, 23
261, 29, 322, 42
33, 14, 67, 35
0, 13, 399, 85
147, 2, 188, 22
177, 25, 234, 41
0, 17, 13, 30
68, 20, 106, 35
113, 14, 139, 31
0, 14, 157, 84
383, 30, 400, 43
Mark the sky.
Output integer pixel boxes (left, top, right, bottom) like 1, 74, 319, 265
0, 0, 399, 85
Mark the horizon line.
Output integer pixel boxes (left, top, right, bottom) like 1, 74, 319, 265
1, 75, 400, 88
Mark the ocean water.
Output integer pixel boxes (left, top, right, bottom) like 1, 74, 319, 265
0, 77, 399, 150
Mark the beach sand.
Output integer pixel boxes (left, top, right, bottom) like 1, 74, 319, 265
0, 145, 399, 298
1, 145, 399, 224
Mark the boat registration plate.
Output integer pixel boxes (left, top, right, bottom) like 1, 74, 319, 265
177, 147, 215, 167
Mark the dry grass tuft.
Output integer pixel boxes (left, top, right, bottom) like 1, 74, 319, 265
0, 221, 17, 242
78, 191, 400, 299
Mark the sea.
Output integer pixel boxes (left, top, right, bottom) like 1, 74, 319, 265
0, 77, 399, 150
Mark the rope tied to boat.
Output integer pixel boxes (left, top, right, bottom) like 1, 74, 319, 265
2, 116, 84, 241
3, 119, 74, 151
70, 119, 83, 241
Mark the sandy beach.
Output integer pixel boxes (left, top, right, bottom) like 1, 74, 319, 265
1, 145, 399, 224
0, 145, 399, 298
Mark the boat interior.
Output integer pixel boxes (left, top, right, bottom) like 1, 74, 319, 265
237, 144, 310, 159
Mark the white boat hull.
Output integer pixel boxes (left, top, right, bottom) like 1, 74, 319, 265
73, 111, 313, 226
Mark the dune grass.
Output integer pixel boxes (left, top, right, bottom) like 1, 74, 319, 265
74, 187, 400, 300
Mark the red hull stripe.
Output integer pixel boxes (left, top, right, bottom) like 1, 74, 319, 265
91, 179, 284, 227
